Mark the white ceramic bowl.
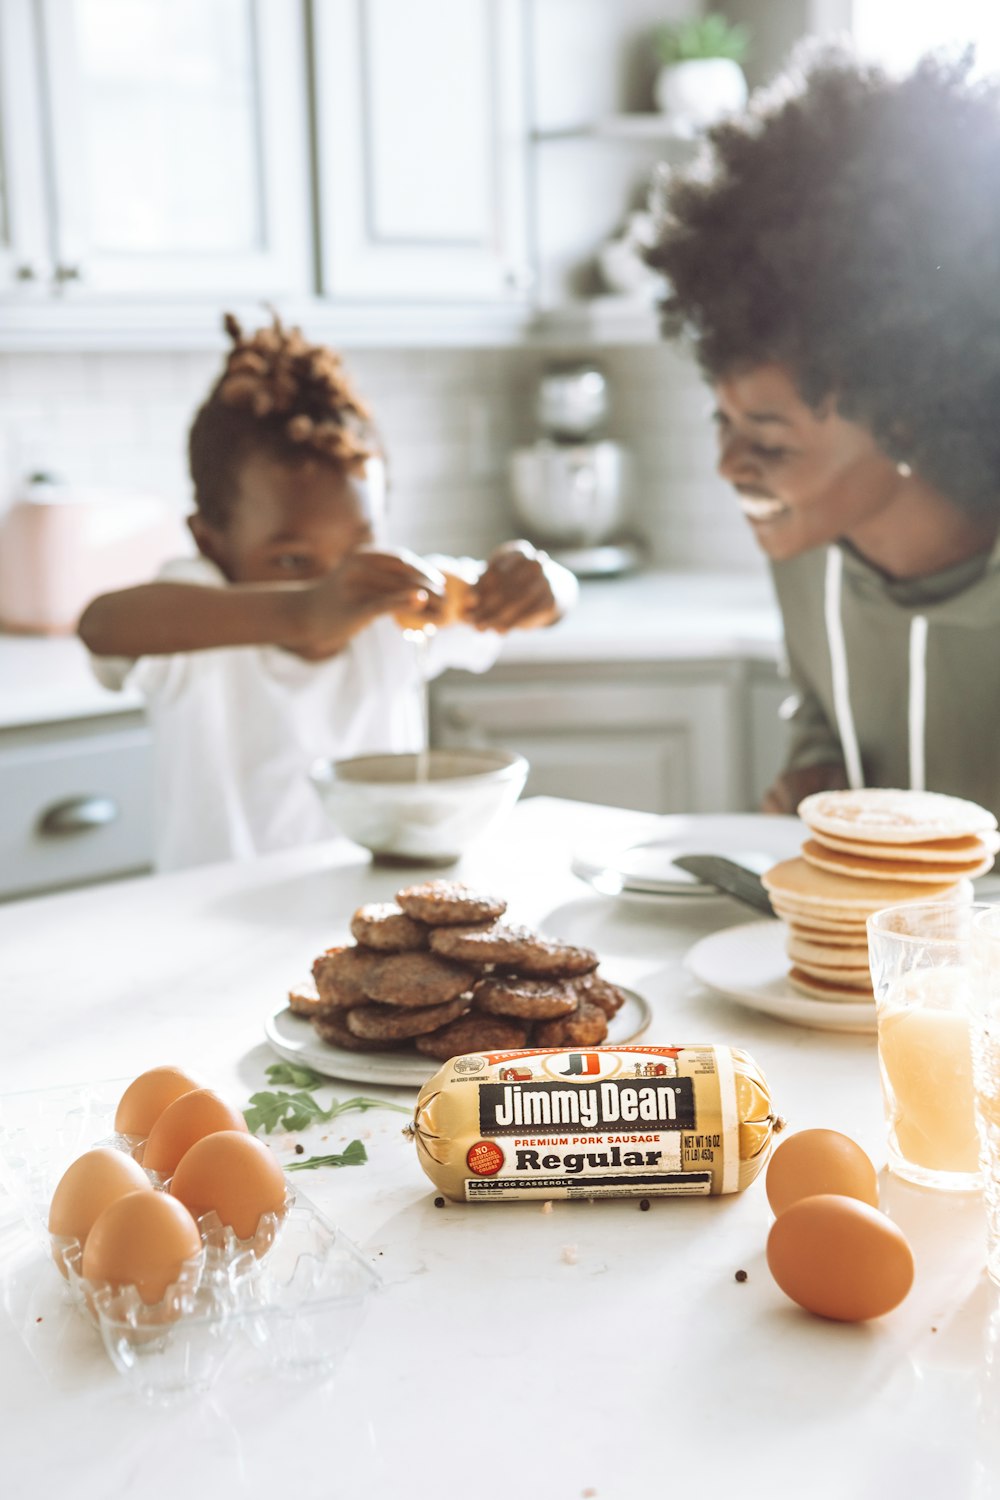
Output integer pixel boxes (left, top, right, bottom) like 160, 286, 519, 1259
310, 748, 529, 864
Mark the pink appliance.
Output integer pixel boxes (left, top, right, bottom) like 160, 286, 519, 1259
0, 476, 185, 635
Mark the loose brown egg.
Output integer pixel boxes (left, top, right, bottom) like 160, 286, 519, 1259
766, 1193, 914, 1322
82, 1190, 202, 1306
766, 1128, 879, 1217
114, 1066, 203, 1138
48, 1147, 154, 1275
142, 1088, 248, 1177
170, 1130, 288, 1242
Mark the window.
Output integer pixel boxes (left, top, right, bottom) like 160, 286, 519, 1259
852, 0, 1000, 74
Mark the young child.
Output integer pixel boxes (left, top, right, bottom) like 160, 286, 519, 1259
79, 314, 576, 870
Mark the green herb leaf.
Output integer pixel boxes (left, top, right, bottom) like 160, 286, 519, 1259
326, 1095, 410, 1119
265, 1062, 326, 1089
286, 1139, 369, 1171
245, 1087, 411, 1135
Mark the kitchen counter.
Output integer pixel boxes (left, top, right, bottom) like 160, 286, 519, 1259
0, 569, 782, 730
0, 797, 993, 1500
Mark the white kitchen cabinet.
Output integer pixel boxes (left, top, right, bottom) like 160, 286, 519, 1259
431, 662, 746, 814
0, 0, 310, 302
312, 0, 531, 304
0, 712, 154, 900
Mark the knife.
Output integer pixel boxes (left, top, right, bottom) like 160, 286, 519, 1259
671, 855, 776, 916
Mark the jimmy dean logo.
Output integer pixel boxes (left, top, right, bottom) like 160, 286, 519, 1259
478, 1079, 695, 1137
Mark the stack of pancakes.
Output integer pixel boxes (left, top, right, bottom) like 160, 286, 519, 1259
288, 880, 627, 1059
761, 789, 998, 1003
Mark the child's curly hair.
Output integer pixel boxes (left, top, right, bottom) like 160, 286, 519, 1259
189, 312, 377, 526
648, 43, 1000, 518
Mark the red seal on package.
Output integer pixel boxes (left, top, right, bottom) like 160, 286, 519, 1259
466, 1140, 504, 1177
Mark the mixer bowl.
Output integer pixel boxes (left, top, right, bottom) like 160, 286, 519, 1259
509, 440, 630, 547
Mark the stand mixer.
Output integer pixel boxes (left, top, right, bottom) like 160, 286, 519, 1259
508, 365, 642, 577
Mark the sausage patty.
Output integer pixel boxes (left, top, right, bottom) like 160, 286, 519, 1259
414, 1015, 529, 1059
312, 1012, 400, 1053
345, 995, 471, 1041
311, 946, 382, 1009
350, 902, 428, 952
428, 921, 599, 977
533, 1000, 609, 1047
395, 881, 507, 927
472, 975, 581, 1020
363, 950, 476, 1008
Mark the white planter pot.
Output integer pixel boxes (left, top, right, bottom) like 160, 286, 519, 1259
654, 57, 748, 131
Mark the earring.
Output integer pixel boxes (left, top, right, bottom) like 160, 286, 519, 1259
896, 461, 913, 478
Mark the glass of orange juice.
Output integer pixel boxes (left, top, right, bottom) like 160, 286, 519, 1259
971, 907, 1000, 1284
867, 901, 986, 1192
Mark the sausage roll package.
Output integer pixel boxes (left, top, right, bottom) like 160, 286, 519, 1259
412, 1045, 778, 1202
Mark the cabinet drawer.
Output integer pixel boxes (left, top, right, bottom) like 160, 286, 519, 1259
0, 722, 153, 899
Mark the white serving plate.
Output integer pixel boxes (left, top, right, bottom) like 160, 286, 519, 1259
264, 986, 653, 1087
685, 920, 876, 1034
572, 813, 803, 899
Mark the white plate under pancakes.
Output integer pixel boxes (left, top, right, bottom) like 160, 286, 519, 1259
264, 985, 653, 1087
685, 920, 876, 1034
571, 814, 804, 899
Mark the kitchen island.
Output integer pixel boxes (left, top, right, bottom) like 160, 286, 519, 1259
1, 797, 992, 1500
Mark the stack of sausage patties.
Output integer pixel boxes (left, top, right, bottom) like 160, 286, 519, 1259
289, 880, 628, 1059
760, 788, 998, 1003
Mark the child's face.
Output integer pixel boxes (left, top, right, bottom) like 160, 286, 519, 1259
190, 453, 380, 583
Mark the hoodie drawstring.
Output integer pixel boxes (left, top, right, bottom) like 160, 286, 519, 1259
824, 547, 864, 790
823, 546, 928, 794
908, 613, 928, 792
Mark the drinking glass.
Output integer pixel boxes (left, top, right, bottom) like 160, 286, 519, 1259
971, 906, 1000, 1285
867, 901, 985, 1192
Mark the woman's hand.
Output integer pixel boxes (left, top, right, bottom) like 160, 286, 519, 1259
466, 541, 568, 632
761, 762, 849, 816
292, 548, 445, 659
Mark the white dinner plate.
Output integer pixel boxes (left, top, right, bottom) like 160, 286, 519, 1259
264, 986, 653, 1087
685, 920, 876, 1034
572, 813, 804, 899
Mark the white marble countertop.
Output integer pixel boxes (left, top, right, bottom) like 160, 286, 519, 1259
0, 569, 782, 731
0, 797, 993, 1500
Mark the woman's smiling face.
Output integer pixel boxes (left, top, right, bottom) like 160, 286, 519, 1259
712, 364, 901, 560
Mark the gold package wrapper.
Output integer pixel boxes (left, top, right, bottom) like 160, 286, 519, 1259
412, 1044, 778, 1202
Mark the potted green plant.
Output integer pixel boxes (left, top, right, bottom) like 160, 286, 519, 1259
653, 13, 750, 131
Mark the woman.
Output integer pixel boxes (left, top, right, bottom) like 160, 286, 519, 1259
648, 44, 1000, 817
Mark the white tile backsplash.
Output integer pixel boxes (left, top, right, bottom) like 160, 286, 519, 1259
0, 342, 766, 574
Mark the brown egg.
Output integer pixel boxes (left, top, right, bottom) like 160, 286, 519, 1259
170, 1130, 288, 1242
766, 1194, 914, 1322
766, 1129, 879, 1217
82, 1190, 202, 1306
142, 1088, 248, 1177
48, 1148, 154, 1275
114, 1066, 203, 1137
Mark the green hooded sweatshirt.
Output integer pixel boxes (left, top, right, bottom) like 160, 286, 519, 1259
770, 537, 1000, 819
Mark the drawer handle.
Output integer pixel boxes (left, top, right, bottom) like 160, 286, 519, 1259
38, 795, 119, 837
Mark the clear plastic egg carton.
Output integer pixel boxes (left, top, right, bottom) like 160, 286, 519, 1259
0, 1080, 380, 1403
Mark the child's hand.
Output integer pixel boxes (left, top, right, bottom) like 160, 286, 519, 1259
466, 541, 568, 633
296, 548, 445, 658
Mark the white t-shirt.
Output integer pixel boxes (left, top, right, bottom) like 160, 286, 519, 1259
90, 556, 502, 871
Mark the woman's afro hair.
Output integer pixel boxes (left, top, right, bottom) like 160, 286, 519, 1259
189, 311, 377, 527
648, 42, 1000, 516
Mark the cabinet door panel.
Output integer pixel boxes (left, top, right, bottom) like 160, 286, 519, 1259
0, 723, 153, 899
38, 0, 310, 296
432, 674, 741, 814
488, 729, 695, 814
314, 0, 530, 300
0, 0, 50, 294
